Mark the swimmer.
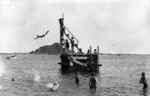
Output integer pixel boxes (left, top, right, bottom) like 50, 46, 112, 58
12, 78, 14, 82
71, 72, 86, 84
140, 72, 148, 89
50, 82, 59, 91
89, 72, 97, 91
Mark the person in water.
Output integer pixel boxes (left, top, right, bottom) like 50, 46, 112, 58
89, 72, 97, 91
71, 72, 86, 84
12, 78, 14, 82
50, 82, 59, 91
140, 72, 148, 89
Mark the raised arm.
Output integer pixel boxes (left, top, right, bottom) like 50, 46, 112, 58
79, 75, 86, 80
95, 78, 98, 83
71, 75, 75, 80
89, 79, 91, 87
45, 30, 49, 35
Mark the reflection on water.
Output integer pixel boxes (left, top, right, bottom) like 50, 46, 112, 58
140, 88, 149, 96
0, 54, 150, 96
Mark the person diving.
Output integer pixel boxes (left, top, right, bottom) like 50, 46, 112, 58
34, 30, 49, 40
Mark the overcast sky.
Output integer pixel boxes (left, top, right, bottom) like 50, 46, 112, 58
0, 0, 150, 54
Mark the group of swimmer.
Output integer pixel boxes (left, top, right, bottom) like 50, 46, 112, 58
71, 71, 149, 92
11, 71, 148, 92
71, 72, 97, 91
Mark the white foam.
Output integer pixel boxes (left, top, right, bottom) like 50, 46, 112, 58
47, 82, 59, 91
47, 82, 53, 88
33, 70, 40, 81
34, 73, 40, 81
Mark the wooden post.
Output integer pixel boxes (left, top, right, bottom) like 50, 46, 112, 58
97, 46, 99, 54
97, 46, 99, 73
59, 17, 65, 54
90, 46, 92, 54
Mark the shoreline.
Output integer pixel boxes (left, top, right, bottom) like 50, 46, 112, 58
0, 53, 149, 56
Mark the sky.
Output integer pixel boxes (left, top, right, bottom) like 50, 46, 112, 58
0, 0, 150, 54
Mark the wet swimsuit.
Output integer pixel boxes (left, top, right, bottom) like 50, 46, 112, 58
71, 39, 74, 46
144, 83, 148, 89
66, 41, 69, 48
143, 79, 148, 89
90, 77, 97, 90
140, 77, 148, 89
75, 76, 79, 84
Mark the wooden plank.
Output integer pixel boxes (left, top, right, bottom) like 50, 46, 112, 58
72, 59, 87, 67
71, 56, 87, 67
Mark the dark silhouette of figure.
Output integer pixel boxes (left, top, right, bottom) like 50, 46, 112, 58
87, 49, 90, 54
89, 73, 97, 91
65, 39, 70, 53
12, 78, 14, 82
140, 72, 148, 89
70, 37, 74, 53
11, 54, 16, 58
6, 54, 17, 59
71, 72, 86, 85
34, 30, 49, 40
94, 49, 97, 54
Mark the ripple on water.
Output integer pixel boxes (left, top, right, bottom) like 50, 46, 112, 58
28, 92, 52, 96
1, 54, 150, 96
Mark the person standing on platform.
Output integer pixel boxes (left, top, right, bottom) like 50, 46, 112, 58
65, 39, 70, 53
94, 49, 97, 54
70, 37, 74, 53
87, 49, 90, 54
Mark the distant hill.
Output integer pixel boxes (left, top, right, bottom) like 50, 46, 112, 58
30, 43, 61, 54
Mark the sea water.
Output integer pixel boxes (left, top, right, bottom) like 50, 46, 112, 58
0, 54, 150, 96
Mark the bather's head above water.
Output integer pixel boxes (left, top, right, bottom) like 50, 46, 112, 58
12, 78, 14, 82
54, 82, 58, 85
91, 72, 95, 77
76, 72, 79, 75
142, 72, 145, 77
